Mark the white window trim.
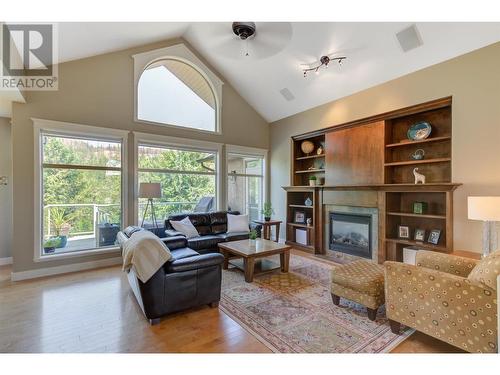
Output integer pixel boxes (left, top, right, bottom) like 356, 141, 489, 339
132, 43, 224, 135
225, 144, 268, 216
32, 118, 129, 262
133, 132, 223, 224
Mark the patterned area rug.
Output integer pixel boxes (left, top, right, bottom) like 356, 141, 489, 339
220, 254, 413, 353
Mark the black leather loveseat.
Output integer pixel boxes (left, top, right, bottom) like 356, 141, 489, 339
164, 211, 261, 253
118, 226, 224, 325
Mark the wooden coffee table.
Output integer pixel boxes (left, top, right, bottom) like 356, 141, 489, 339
218, 239, 291, 282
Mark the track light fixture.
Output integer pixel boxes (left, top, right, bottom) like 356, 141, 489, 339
302, 55, 346, 77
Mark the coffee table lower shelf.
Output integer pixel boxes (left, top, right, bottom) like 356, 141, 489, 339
228, 258, 281, 275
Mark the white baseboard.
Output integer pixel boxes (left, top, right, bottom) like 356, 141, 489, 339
11, 257, 122, 281
0, 257, 13, 266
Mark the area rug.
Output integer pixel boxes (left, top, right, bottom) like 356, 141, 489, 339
219, 255, 414, 353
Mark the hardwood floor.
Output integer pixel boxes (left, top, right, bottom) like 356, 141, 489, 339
0, 254, 463, 353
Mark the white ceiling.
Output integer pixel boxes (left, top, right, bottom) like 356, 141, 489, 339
25, 22, 500, 121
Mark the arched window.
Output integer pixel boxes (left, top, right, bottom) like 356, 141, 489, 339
134, 44, 223, 133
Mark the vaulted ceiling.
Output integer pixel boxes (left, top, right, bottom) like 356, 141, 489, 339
15, 22, 500, 121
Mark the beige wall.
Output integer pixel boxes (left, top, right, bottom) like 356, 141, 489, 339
0, 117, 12, 259
11, 38, 269, 273
270, 42, 500, 253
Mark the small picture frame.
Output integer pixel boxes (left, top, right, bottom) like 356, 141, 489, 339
414, 228, 426, 242
427, 229, 441, 245
294, 211, 306, 224
398, 225, 410, 239
412, 201, 428, 214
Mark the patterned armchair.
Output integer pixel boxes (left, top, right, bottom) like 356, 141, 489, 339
385, 250, 498, 353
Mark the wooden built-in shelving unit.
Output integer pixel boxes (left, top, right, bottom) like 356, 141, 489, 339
283, 96, 460, 262
291, 133, 326, 186
284, 187, 320, 253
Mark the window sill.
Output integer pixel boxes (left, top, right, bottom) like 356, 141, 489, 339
34, 246, 121, 263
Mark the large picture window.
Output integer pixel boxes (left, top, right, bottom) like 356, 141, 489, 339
39, 133, 124, 257
137, 144, 218, 224
227, 150, 265, 222
137, 59, 217, 132
133, 44, 223, 134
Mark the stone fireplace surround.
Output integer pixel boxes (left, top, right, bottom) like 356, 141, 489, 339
322, 190, 381, 263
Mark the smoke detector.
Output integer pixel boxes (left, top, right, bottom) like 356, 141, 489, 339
232, 22, 256, 40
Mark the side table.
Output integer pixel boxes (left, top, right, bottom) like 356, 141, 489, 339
253, 220, 282, 242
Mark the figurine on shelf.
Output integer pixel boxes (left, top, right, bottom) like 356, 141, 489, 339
306, 218, 312, 226
413, 168, 426, 184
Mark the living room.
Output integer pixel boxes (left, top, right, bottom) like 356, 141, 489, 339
1, 1, 500, 373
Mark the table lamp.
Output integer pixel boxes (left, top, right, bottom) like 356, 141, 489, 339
467, 196, 500, 258
139, 182, 162, 229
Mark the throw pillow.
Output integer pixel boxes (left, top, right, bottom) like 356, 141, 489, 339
227, 213, 250, 234
170, 216, 199, 239
467, 250, 500, 290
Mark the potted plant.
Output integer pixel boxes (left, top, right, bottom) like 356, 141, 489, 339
51, 208, 72, 248
249, 229, 258, 241
261, 202, 275, 222
309, 175, 317, 187
43, 237, 61, 254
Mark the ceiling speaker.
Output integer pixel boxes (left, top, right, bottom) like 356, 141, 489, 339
396, 24, 423, 52
280, 88, 295, 101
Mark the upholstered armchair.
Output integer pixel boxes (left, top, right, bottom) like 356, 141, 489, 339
385, 250, 498, 353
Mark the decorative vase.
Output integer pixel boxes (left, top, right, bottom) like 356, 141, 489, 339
264, 216, 271, 222
309, 180, 316, 187
410, 149, 425, 160
304, 197, 313, 206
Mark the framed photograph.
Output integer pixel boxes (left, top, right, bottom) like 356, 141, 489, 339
427, 229, 441, 245
412, 201, 428, 214
398, 225, 410, 239
294, 211, 306, 224
414, 228, 426, 242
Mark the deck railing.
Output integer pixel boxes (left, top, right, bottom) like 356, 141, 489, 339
44, 201, 198, 238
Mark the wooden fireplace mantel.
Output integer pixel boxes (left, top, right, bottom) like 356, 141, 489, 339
283, 183, 461, 192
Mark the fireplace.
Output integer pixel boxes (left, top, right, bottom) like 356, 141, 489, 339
329, 212, 372, 259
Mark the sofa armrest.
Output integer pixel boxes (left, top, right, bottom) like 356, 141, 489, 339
385, 261, 497, 353
415, 250, 479, 277
165, 229, 185, 238
165, 253, 224, 273
161, 236, 188, 250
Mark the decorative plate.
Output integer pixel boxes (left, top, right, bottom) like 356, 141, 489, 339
407, 121, 432, 141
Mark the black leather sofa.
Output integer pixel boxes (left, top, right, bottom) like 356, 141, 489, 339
118, 226, 224, 325
164, 210, 261, 253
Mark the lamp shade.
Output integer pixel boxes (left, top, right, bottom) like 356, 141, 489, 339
468, 196, 500, 221
139, 182, 161, 199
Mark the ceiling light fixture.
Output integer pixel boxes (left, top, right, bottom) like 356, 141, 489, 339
302, 55, 346, 77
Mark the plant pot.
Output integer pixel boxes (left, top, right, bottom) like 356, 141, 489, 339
44, 247, 56, 254
56, 235, 67, 248
309, 180, 316, 187
264, 216, 271, 222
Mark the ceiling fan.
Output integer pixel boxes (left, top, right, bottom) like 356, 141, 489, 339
190, 22, 293, 59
